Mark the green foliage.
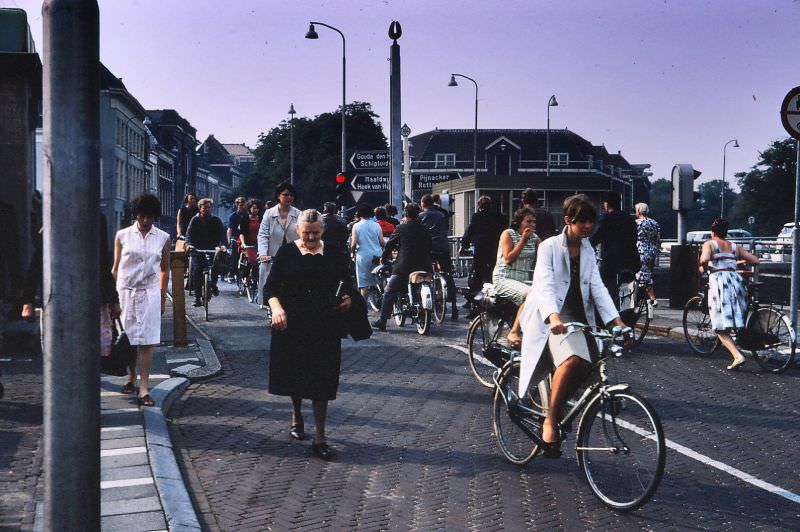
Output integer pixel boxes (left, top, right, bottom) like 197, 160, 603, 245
240, 101, 387, 208
647, 178, 675, 238
647, 178, 739, 239
730, 138, 797, 236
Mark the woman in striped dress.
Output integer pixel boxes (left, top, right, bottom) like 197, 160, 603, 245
492, 208, 540, 306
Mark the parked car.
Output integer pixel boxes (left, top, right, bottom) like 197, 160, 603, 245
777, 222, 796, 245
660, 228, 752, 253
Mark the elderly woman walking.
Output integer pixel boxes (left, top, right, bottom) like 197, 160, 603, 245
634, 202, 661, 304
112, 193, 171, 407
265, 209, 354, 460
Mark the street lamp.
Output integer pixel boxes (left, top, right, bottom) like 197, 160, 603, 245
288, 103, 296, 185
720, 138, 739, 218
546, 94, 558, 177
306, 22, 347, 174
448, 73, 478, 179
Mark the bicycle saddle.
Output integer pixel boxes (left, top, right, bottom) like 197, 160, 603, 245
408, 271, 433, 284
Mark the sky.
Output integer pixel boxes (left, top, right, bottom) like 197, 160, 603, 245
6, 0, 800, 187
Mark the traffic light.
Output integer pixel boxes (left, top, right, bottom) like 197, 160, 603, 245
335, 172, 349, 205
671, 164, 702, 211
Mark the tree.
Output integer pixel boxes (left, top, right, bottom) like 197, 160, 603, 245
730, 138, 797, 236
687, 180, 738, 232
647, 178, 676, 238
240, 101, 387, 208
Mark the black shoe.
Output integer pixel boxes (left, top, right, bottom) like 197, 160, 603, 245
211, 284, 219, 297
290, 421, 306, 440
371, 319, 386, 331
311, 441, 333, 461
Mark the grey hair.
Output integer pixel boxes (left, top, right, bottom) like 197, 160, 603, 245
635, 202, 649, 215
297, 208, 322, 226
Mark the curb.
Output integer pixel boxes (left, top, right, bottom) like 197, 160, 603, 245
170, 313, 222, 381
144, 377, 202, 531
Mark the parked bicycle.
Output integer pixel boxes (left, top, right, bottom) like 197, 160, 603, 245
236, 244, 259, 304
465, 283, 519, 388
492, 322, 665, 511
392, 271, 434, 335
683, 269, 796, 373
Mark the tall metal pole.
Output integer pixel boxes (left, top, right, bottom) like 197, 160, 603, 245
43, 1, 101, 529
288, 103, 296, 185
448, 74, 478, 178
307, 22, 346, 173
720, 139, 738, 219
790, 140, 800, 331
389, 21, 403, 209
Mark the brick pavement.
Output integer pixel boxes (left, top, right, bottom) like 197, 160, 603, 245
172, 284, 800, 530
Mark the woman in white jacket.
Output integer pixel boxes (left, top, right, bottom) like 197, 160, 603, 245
518, 194, 628, 456
257, 182, 301, 307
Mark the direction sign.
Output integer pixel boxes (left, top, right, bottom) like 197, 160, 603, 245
412, 172, 460, 191
350, 150, 390, 171
780, 86, 800, 141
351, 174, 389, 191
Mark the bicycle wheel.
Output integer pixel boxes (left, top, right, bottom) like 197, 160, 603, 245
416, 309, 432, 335
203, 275, 210, 321
393, 300, 406, 327
432, 275, 447, 324
746, 307, 796, 373
466, 315, 510, 388
366, 286, 382, 312
683, 295, 719, 356
576, 390, 665, 511
492, 360, 548, 465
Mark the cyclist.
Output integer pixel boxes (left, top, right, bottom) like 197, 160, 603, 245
186, 198, 227, 307
518, 194, 628, 457
237, 198, 265, 287
698, 218, 759, 371
419, 194, 458, 320
175, 193, 198, 247
371, 203, 432, 331
226, 197, 248, 281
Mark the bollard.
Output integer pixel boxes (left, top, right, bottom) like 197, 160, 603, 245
669, 244, 700, 308
170, 250, 188, 346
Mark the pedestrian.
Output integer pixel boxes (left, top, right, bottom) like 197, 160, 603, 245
518, 194, 627, 456
112, 194, 171, 407
265, 209, 354, 460
321, 201, 348, 255
385, 204, 400, 226
175, 193, 198, 247
521, 188, 556, 240
420, 194, 458, 320
460, 195, 507, 307
699, 218, 759, 370
186, 198, 228, 307
634, 203, 661, 304
492, 207, 540, 306
372, 203, 432, 331
257, 182, 301, 309
350, 204, 385, 302
590, 190, 640, 308
374, 206, 395, 237
226, 197, 248, 281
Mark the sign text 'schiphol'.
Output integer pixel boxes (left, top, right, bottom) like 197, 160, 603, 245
350, 150, 390, 170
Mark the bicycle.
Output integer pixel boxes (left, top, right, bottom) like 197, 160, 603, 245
392, 271, 434, 335
431, 259, 451, 324
236, 244, 259, 304
492, 323, 665, 511
366, 261, 391, 313
191, 248, 221, 321
683, 269, 796, 373
465, 283, 519, 388
617, 276, 655, 346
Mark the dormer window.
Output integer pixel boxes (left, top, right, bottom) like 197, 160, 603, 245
549, 153, 568, 166
435, 153, 456, 168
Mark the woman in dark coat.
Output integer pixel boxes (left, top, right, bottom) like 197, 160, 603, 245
264, 209, 353, 460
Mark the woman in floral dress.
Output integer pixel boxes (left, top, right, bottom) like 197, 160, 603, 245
634, 203, 661, 304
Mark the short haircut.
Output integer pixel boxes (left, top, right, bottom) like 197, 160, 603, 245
356, 203, 374, 219
420, 194, 434, 207
297, 208, 322, 226
183, 193, 196, 203
274, 181, 296, 200
510, 207, 536, 231
404, 203, 421, 219
246, 198, 264, 212
604, 190, 622, 210
635, 202, 649, 216
477, 195, 492, 210
711, 218, 728, 238
432, 194, 441, 204
235, 196, 247, 204
563, 194, 597, 223
385, 204, 398, 216
198, 198, 214, 208
521, 188, 539, 205
374, 206, 387, 220
132, 193, 161, 218
323, 201, 338, 215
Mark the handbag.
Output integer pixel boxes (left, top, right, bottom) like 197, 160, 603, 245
101, 318, 135, 376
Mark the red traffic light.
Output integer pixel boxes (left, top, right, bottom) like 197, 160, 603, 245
335, 172, 346, 184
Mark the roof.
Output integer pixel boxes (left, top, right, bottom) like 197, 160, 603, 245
221, 143, 254, 157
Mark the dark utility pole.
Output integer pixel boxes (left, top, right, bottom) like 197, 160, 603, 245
389, 21, 403, 209
43, 0, 101, 529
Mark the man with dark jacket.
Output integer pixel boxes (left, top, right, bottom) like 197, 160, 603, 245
186, 198, 227, 306
460, 195, 507, 297
372, 203, 432, 331
420, 194, 458, 320
321, 201, 348, 254
590, 190, 640, 308
521, 188, 556, 240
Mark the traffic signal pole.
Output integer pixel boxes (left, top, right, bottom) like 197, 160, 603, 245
43, 0, 102, 529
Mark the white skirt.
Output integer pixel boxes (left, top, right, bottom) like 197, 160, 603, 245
547, 330, 595, 367
118, 285, 161, 345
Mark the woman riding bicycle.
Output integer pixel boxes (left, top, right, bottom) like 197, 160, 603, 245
518, 194, 628, 457
698, 218, 759, 371
238, 198, 265, 271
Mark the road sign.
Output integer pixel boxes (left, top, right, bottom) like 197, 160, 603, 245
350, 150, 390, 171
780, 86, 800, 141
413, 172, 460, 191
351, 174, 389, 191
351, 190, 365, 202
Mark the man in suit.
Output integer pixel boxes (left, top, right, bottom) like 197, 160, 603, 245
371, 203, 432, 331
460, 195, 507, 315
521, 188, 556, 240
590, 190, 639, 308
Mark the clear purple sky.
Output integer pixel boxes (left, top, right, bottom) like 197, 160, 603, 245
8, 0, 800, 186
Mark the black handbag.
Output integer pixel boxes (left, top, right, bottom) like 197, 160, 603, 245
101, 318, 135, 376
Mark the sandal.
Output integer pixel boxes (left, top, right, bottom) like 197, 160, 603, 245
120, 381, 135, 394
137, 394, 155, 407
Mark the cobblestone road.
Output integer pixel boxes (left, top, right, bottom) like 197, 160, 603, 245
172, 284, 800, 530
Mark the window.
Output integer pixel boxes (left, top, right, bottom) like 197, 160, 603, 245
549, 152, 568, 166
435, 153, 456, 168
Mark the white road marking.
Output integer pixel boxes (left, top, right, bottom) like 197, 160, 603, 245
101, 408, 139, 415
100, 477, 153, 489
101, 425, 140, 433
100, 446, 147, 457
448, 343, 495, 367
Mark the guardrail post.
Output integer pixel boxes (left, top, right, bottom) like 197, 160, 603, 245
170, 250, 188, 346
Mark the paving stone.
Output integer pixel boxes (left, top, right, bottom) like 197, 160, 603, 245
100, 510, 167, 532
101, 465, 152, 482
100, 495, 162, 517
100, 436, 146, 450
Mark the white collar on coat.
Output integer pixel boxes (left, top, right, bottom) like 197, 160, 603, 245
554, 226, 595, 277
267, 205, 300, 220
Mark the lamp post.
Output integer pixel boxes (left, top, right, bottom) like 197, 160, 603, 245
306, 22, 346, 174
720, 138, 739, 218
546, 94, 558, 177
288, 103, 296, 185
448, 73, 478, 178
